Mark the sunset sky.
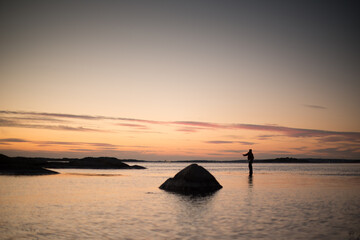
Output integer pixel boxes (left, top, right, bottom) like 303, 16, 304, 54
1, 1, 359, 160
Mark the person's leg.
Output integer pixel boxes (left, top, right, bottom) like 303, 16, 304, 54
249, 162, 253, 176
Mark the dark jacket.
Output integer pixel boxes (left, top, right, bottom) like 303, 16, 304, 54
243, 151, 254, 163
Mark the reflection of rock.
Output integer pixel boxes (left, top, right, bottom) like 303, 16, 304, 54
159, 164, 222, 194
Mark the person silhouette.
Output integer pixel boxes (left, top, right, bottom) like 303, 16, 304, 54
243, 149, 254, 176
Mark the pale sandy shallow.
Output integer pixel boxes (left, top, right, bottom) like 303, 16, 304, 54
0, 163, 359, 240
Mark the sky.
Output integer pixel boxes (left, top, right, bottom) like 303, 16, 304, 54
0, 0, 359, 160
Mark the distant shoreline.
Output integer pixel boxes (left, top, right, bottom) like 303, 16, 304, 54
1, 154, 359, 166
122, 158, 360, 164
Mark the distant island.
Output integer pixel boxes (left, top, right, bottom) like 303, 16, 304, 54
121, 157, 360, 164
0, 154, 146, 175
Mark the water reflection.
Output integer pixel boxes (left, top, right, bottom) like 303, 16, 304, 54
171, 192, 217, 216
171, 191, 218, 210
248, 176, 253, 188
168, 192, 218, 238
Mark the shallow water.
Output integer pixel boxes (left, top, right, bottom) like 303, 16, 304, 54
1, 163, 360, 239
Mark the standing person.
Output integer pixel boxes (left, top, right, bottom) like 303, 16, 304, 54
243, 149, 254, 176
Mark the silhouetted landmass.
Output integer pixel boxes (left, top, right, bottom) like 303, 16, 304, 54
0, 154, 59, 175
0, 154, 145, 175
160, 164, 222, 195
250, 157, 360, 163
45, 157, 146, 169
116, 159, 147, 162
128, 157, 360, 164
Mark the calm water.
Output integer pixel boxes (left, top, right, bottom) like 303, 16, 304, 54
1, 163, 360, 240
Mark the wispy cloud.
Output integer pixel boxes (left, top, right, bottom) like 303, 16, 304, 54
172, 121, 222, 129
176, 127, 199, 133
171, 121, 360, 142
0, 148, 155, 160
0, 138, 120, 148
257, 134, 280, 140
69, 149, 97, 152
0, 139, 156, 155
205, 140, 255, 145
0, 110, 163, 124
304, 104, 327, 110
0, 111, 161, 132
87, 143, 119, 147
2, 116, 69, 123
231, 123, 360, 140
0, 110, 108, 120
313, 147, 360, 158
269, 150, 292, 154
237, 141, 255, 145
220, 150, 246, 153
318, 136, 360, 143
291, 146, 308, 151
0, 138, 29, 142
53, 125, 103, 132
205, 141, 234, 144
37, 141, 87, 146
1, 110, 360, 143
0, 117, 104, 132
116, 123, 149, 130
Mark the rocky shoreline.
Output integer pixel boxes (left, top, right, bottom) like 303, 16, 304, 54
0, 154, 146, 175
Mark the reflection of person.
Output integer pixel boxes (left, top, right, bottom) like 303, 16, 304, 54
248, 175, 253, 188
243, 149, 254, 176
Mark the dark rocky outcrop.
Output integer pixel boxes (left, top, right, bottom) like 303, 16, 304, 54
0, 154, 59, 175
159, 164, 222, 194
0, 165, 59, 175
44, 157, 146, 169
0, 154, 145, 175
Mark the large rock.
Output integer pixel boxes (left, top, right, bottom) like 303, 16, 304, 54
159, 164, 222, 194
44, 157, 146, 169
0, 154, 59, 175
0, 154, 145, 175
